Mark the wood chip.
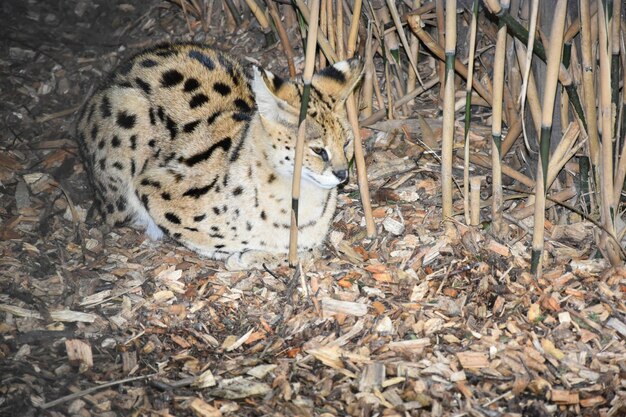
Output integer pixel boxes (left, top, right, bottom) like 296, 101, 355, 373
321, 298, 368, 317
65, 339, 93, 368
456, 351, 489, 369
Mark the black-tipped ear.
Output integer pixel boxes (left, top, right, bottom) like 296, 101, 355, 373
313, 57, 364, 106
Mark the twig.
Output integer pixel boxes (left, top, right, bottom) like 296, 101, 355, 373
40, 374, 156, 409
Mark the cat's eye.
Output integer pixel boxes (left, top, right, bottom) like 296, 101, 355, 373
311, 147, 329, 162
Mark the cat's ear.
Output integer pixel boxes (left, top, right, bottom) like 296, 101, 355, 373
251, 66, 297, 122
312, 57, 363, 108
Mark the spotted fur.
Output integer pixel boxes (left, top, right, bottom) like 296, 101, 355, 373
76, 43, 362, 269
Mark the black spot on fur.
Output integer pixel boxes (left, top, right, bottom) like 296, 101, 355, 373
183, 120, 201, 133
100, 95, 112, 118
86, 103, 96, 123
165, 116, 178, 140
98, 140, 105, 150
207, 110, 223, 125
184, 137, 231, 166
112, 161, 123, 170
161, 192, 171, 200
164, 152, 177, 164
189, 93, 209, 109
213, 82, 231, 96
193, 214, 206, 222
135, 77, 152, 94
188, 50, 215, 70
173, 232, 181, 239
232, 186, 243, 196
141, 59, 158, 67
157, 106, 165, 121
268, 173, 276, 183
184, 227, 198, 232
212, 207, 220, 215
260, 211, 267, 220
215, 244, 225, 249
117, 81, 132, 88
130, 159, 136, 176
183, 78, 200, 92
149, 108, 156, 125
106, 203, 115, 214
182, 176, 219, 198
165, 212, 181, 224
148, 139, 156, 147
99, 159, 106, 170
116, 111, 136, 129
111, 135, 121, 147
160, 69, 184, 87
234, 98, 252, 113
90, 124, 98, 141
116, 196, 127, 211
140, 178, 161, 188
210, 233, 225, 239
232, 112, 250, 122
129, 135, 137, 150
158, 225, 169, 235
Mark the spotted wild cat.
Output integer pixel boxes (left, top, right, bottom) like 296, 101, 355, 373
76, 43, 362, 269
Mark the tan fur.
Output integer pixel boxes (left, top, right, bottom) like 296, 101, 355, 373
76, 43, 362, 269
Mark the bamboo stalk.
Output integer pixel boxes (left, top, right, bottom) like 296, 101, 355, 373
385, 0, 421, 83
579, 0, 600, 164
406, 0, 422, 106
335, 0, 345, 59
597, 1, 622, 265
361, 25, 375, 117
288, 0, 321, 267
319, 0, 328, 69
293, 0, 338, 63
265, 0, 296, 77
407, 15, 493, 106
344, 0, 375, 238
611, 0, 622, 136
469, 176, 484, 226
435, 0, 445, 102
490, 0, 509, 238
441, 0, 456, 235
463, 0, 479, 226
530, 0, 568, 277
613, 29, 626, 203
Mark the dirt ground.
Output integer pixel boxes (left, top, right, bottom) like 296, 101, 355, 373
1, 1, 625, 416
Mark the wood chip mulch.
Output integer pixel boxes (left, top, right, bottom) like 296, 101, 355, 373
1, 1, 625, 416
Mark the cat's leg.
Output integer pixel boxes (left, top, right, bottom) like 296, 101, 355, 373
225, 248, 320, 271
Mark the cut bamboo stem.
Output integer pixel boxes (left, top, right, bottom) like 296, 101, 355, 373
463, 0, 479, 226
289, 0, 321, 267
469, 176, 484, 226
441, 0, 456, 236
490, 0, 509, 238
530, 0, 568, 277
345, 0, 375, 238
597, 1, 622, 265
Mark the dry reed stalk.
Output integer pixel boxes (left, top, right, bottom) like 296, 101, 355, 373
326, 0, 336, 52
223, 0, 242, 26
361, 76, 440, 126
490, 0, 509, 238
361, 26, 375, 117
469, 176, 484, 226
243, 0, 271, 35
611, 0, 622, 134
579, 0, 600, 164
614, 30, 626, 203
288, 0, 321, 266
530, 0, 568, 277
514, 41, 541, 136
597, 2, 622, 265
512, 187, 578, 220
319, 0, 328, 69
385, 0, 420, 82
335, 0, 345, 59
467, 154, 534, 188
463, 0, 479, 226
293, 0, 338, 63
435, 0, 445, 102
407, 15, 493, 106
344, 0, 375, 238
441, 0, 456, 236
265, 0, 296, 77
405, 1, 422, 108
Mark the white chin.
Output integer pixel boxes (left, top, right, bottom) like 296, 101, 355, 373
303, 172, 340, 189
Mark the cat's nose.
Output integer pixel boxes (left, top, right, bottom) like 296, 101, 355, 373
333, 169, 348, 183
